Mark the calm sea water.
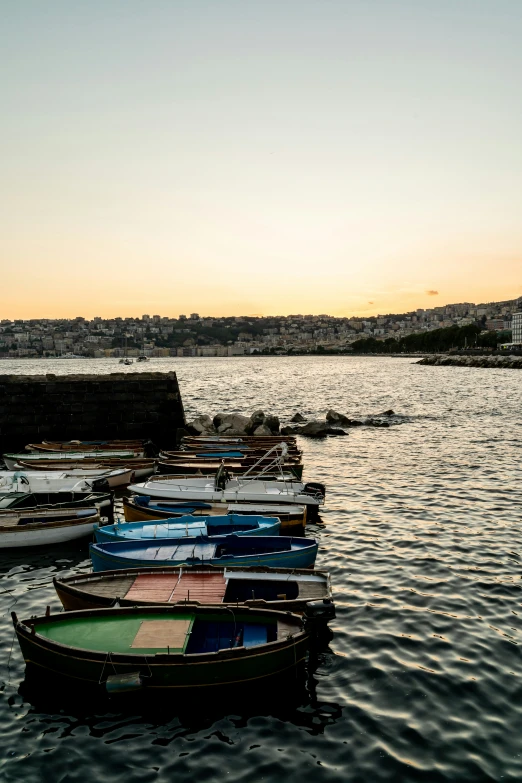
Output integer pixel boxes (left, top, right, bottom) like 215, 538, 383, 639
0, 356, 520, 783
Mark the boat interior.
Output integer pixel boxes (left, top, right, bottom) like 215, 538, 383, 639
69, 569, 327, 605
35, 611, 286, 655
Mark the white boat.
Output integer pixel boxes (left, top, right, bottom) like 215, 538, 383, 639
0, 473, 103, 494
3, 451, 139, 470
14, 460, 154, 481
10, 467, 133, 488
129, 443, 325, 509
0, 507, 101, 548
129, 476, 324, 508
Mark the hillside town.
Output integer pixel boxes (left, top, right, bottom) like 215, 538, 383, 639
1, 296, 521, 358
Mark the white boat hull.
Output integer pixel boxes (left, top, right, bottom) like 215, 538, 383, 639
129, 480, 322, 507
0, 520, 98, 548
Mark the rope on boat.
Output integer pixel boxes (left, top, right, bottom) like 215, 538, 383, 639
98, 650, 118, 684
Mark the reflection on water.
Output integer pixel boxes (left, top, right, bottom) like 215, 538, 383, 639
0, 356, 521, 782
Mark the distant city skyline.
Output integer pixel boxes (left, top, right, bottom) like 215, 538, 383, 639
2, 1, 522, 319
2, 290, 522, 323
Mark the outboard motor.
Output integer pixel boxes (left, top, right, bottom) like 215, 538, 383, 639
303, 482, 326, 500
143, 439, 159, 458
304, 598, 336, 624
304, 599, 336, 646
91, 478, 111, 492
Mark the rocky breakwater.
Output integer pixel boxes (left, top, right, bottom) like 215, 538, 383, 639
187, 410, 281, 437
417, 354, 522, 369
281, 409, 401, 437
186, 408, 406, 440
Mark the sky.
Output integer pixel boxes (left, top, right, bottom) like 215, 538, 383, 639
1, 0, 522, 319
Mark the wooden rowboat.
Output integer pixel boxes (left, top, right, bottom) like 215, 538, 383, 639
53, 565, 333, 614
0, 491, 113, 512
94, 514, 282, 543
0, 507, 101, 548
14, 459, 156, 480
3, 451, 140, 470
121, 496, 307, 530
12, 604, 310, 690
90, 535, 318, 572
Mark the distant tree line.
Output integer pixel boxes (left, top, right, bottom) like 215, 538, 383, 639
350, 325, 512, 354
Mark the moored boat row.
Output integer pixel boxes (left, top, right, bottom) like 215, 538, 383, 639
7, 429, 335, 693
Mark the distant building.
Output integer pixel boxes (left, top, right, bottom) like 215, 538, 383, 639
485, 319, 505, 331
512, 312, 522, 344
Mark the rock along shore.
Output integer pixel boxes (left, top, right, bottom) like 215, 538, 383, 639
417, 354, 522, 369
186, 408, 402, 439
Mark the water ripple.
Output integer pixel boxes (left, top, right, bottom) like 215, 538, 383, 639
0, 356, 521, 782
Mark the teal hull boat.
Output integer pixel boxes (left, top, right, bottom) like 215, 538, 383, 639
90, 535, 318, 572
94, 514, 281, 544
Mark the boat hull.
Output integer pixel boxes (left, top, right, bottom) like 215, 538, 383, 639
121, 497, 307, 530
129, 482, 322, 509
53, 565, 332, 614
13, 606, 309, 689
94, 515, 281, 543
0, 519, 98, 548
0, 491, 113, 511
90, 537, 318, 572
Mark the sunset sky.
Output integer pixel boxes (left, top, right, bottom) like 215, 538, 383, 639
2, 1, 522, 319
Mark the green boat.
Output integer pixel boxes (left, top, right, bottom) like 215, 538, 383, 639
12, 604, 309, 691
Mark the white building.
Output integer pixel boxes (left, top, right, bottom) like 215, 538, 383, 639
512, 312, 522, 344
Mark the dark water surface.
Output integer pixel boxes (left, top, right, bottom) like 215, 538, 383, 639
0, 356, 520, 782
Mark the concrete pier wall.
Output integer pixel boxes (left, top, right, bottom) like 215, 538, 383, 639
0, 372, 186, 452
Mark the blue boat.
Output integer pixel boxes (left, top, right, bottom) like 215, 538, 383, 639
90, 535, 318, 572
94, 514, 281, 544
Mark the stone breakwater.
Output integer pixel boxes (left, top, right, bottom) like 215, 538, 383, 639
187, 408, 404, 438
417, 354, 522, 369
0, 372, 185, 452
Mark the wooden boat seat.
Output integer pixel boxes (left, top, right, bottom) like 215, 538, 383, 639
89, 576, 136, 598
296, 580, 328, 598
125, 572, 227, 604
131, 619, 192, 651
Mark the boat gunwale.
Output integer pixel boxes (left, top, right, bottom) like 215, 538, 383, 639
12, 605, 306, 665
0, 509, 100, 532
53, 565, 332, 610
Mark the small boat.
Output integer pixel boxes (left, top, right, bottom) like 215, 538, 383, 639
136, 355, 149, 362
14, 460, 154, 481
2, 468, 133, 488
90, 535, 318, 572
94, 514, 281, 543
0, 491, 113, 512
160, 449, 302, 463
53, 564, 333, 613
122, 496, 307, 530
0, 507, 101, 548
158, 460, 304, 480
0, 473, 110, 494
129, 476, 325, 512
12, 604, 310, 690
27, 440, 147, 456
10, 457, 156, 479
3, 451, 140, 470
